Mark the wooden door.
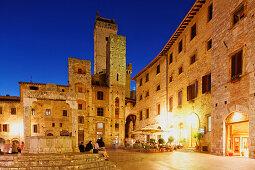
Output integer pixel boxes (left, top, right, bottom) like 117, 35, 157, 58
234, 137, 240, 154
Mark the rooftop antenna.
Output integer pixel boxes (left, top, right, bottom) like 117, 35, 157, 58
30, 75, 33, 83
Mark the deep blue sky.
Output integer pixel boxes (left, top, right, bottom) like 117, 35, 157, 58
0, 0, 194, 96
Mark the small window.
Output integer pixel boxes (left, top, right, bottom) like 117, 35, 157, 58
3, 124, 8, 132
202, 74, 211, 93
78, 116, 84, 124
191, 23, 196, 40
52, 123, 55, 127
156, 85, 160, 91
169, 76, 173, 83
178, 40, 183, 53
140, 111, 142, 120
31, 109, 35, 115
106, 37, 109, 41
169, 53, 173, 64
233, 4, 245, 25
33, 124, 38, 133
115, 98, 119, 107
78, 104, 83, 110
63, 110, 67, 116
62, 89, 65, 92
190, 55, 196, 64
117, 73, 119, 81
115, 108, 119, 119
115, 123, 119, 129
187, 81, 198, 101
169, 97, 173, 112
157, 104, 160, 115
139, 95, 143, 101
145, 91, 149, 97
29, 86, 39, 90
146, 74, 149, 82
208, 4, 213, 22
97, 122, 103, 129
46, 109, 51, 116
97, 108, 104, 116
78, 68, 82, 74
207, 116, 211, 132
207, 39, 212, 50
140, 78, 143, 86
60, 123, 63, 127
156, 65, 160, 75
146, 109, 149, 119
0, 107, 2, 114
178, 91, 182, 106
97, 91, 104, 100
78, 87, 83, 93
11, 108, 16, 115
179, 67, 183, 75
231, 50, 242, 78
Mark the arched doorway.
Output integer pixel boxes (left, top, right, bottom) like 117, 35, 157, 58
125, 114, 136, 138
225, 111, 249, 157
188, 113, 199, 147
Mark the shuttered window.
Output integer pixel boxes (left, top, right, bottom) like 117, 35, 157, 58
202, 74, 211, 93
187, 81, 198, 101
178, 91, 182, 106
231, 50, 242, 78
169, 97, 173, 112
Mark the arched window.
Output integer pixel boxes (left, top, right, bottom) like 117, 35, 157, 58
46, 133, 53, 136
115, 97, 119, 107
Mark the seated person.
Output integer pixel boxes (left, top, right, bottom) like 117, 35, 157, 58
85, 141, 93, 152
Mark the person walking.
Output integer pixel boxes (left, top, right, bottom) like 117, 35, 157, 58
11, 141, 18, 154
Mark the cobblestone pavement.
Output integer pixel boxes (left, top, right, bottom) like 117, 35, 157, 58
107, 149, 255, 170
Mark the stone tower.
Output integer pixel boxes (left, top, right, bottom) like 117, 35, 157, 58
126, 63, 132, 98
94, 11, 118, 74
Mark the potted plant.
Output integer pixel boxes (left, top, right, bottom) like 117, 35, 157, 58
158, 138, 166, 152
231, 75, 241, 83
168, 136, 174, 152
150, 138, 156, 144
179, 138, 186, 149
228, 150, 233, 156
193, 132, 202, 150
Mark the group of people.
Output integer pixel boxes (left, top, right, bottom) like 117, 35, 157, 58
79, 138, 109, 160
0, 140, 24, 154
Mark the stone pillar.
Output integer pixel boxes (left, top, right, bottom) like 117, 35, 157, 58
22, 98, 37, 153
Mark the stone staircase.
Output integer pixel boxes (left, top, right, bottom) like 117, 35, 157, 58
0, 153, 118, 170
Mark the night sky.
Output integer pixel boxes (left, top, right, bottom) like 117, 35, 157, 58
0, 0, 195, 96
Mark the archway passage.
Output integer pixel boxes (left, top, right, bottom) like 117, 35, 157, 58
189, 113, 199, 148
225, 111, 249, 157
125, 114, 136, 138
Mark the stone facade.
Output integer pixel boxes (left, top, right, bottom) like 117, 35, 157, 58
0, 13, 135, 153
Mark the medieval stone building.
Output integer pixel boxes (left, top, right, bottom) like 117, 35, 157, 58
0, 13, 136, 153
133, 0, 255, 158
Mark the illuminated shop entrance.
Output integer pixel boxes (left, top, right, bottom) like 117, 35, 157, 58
225, 112, 249, 157
189, 113, 199, 147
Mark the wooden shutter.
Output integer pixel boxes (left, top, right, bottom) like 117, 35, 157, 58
195, 80, 198, 97
7, 124, 10, 132
0, 124, 2, 132
178, 91, 182, 105
169, 97, 173, 112
202, 75, 207, 93
237, 51, 242, 75
187, 86, 191, 101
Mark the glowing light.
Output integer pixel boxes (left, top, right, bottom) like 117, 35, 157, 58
10, 121, 24, 136
232, 112, 243, 122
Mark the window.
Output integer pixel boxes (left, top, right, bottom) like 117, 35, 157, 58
78, 87, 82, 93
190, 55, 196, 64
231, 50, 242, 78
97, 91, 104, 100
78, 68, 82, 74
179, 66, 183, 75
78, 116, 84, 124
157, 104, 160, 115
207, 39, 212, 50
140, 78, 143, 86
60, 123, 63, 127
106, 37, 109, 41
169, 53, 173, 64
31, 109, 35, 115
0, 107, 2, 114
115, 98, 119, 107
208, 4, 213, 21
207, 116, 211, 132
187, 81, 198, 101
78, 104, 83, 110
97, 108, 104, 116
191, 23, 196, 40
169, 76, 173, 83
115, 123, 119, 130
146, 74, 149, 82
178, 91, 182, 106
117, 73, 119, 81
156, 85, 160, 91
233, 4, 245, 25
145, 91, 149, 97
140, 111, 142, 120
156, 65, 160, 75
52, 123, 55, 127
179, 40, 183, 53
139, 95, 143, 101
46, 109, 51, 116
33, 124, 38, 133
202, 74, 211, 93
146, 109, 149, 119
63, 110, 67, 116
169, 97, 173, 112
11, 108, 16, 115
115, 108, 119, 119
3, 124, 8, 132
29, 86, 38, 90
97, 122, 103, 129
